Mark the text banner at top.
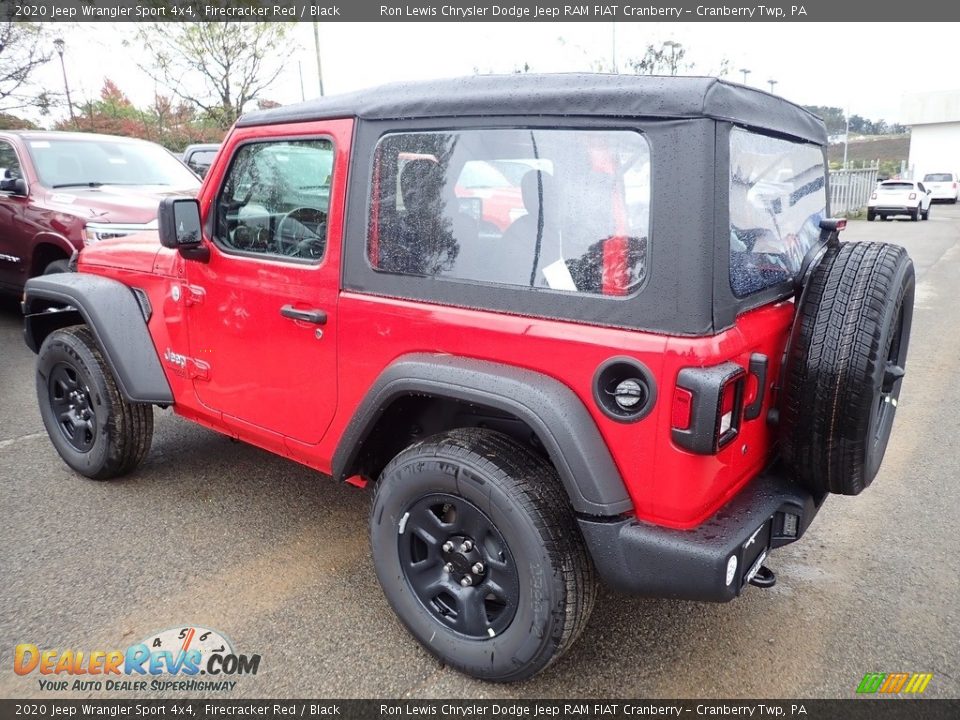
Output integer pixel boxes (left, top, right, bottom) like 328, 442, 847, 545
3, 0, 959, 23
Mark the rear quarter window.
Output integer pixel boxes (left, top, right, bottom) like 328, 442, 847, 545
367, 128, 650, 297
729, 128, 826, 298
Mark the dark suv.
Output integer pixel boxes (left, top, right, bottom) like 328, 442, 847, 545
0, 131, 200, 293
21, 75, 914, 682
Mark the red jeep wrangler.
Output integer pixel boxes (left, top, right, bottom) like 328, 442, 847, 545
22, 75, 914, 682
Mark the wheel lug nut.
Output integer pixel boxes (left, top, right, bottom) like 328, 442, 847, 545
472, 562, 484, 574
443, 563, 453, 573
460, 540, 473, 552
460, 577, 473, 587
442, 541, 454, 552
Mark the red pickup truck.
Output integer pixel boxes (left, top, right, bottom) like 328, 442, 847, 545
0, 131, 200, 293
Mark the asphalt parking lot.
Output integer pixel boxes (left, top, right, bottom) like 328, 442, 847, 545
2, 206, 959, 700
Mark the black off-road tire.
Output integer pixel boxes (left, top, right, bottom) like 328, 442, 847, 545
922, 205, 930, 221
780, 242, 914, 496
370, 428, 596, 682
36, 325, 153, 479
867, 209, 876, 222
911, 205, 921, 221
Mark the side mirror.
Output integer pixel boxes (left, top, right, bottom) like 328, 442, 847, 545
157, 196, 208, 261
0, 169, 27, 195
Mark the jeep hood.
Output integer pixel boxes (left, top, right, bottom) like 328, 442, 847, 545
79, 232, 164, 275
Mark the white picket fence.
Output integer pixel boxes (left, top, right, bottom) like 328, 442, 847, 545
829, 165, 879, 215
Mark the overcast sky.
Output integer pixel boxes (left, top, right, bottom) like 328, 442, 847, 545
27, 22, 958, 126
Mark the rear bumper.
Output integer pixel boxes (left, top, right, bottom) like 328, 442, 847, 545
870, 205, 918, 214
578, 463, 825, 602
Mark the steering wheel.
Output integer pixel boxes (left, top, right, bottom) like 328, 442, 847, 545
275, 207, 327, 259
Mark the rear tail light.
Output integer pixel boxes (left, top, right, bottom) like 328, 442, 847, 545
909, 192, 917, 200
672, 363, 747, 454
716, 370, 746, 449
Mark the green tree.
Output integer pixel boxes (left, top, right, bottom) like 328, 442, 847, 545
0, 21, 51, 112
802, 105, 846, 135
133, 22, 295, 129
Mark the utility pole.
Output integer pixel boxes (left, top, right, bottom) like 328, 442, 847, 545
767, 79, 778, 93
740, 67, 751, 85
53, 38, 76, 126
611, 22, 618, 74
313, 22, 325, 96
843, 110, 850, 169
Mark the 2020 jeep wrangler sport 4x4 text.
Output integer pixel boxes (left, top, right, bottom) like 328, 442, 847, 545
22, 75, 915, 682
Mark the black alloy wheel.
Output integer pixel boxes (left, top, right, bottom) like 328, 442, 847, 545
47, 362, 98, 452
399, 493, 520, 639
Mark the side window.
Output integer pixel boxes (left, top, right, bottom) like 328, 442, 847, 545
214, 139, 333, 262
368, 129, 650, 296
0, 141, 23, 183
729, 129, 826, 298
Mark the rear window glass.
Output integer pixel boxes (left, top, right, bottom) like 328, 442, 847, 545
368, 129, 650, 297
879, 182, 915, 190
729, 128, 826, 298
923, 173, 953, 182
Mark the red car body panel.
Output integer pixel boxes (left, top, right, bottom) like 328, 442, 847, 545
78, 116, 795, 530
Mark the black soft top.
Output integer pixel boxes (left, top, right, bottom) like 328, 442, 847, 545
237, 73, 826, 145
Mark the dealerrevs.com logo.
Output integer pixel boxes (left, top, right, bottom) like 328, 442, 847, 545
14, 626, 260, 693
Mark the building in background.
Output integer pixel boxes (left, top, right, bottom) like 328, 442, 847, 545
902, 89, 960, 180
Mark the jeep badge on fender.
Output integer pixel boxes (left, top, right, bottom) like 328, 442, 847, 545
22, 74, 914, 682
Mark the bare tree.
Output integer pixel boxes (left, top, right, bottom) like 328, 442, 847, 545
0, 21, 51, 112
133, 22, 295, 129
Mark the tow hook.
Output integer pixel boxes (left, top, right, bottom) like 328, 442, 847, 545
749, 565, 777, 589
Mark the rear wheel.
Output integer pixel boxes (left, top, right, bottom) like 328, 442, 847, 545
780, 242, 914, 496
867, 209, 876, 221
36, 326, 153, 479
911, 205, 921, 221
370, 428, 596, 682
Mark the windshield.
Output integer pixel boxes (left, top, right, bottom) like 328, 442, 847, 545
26, 137, 201, 189
729, 128, 826, 298
923, 173, 952, 182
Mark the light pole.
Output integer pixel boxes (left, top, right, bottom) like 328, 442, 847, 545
53, 38, 76, 126
767, 79, 778, 93
312, 23, 324, 96
611, 22, 618, 74
740, 68, 751, 85
663, 41, 681, 75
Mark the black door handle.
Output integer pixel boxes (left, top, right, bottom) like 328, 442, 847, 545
280, 305, 327, 325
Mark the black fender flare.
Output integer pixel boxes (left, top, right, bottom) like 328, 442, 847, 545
333, 354, 633, 516
22, 273, 173, 405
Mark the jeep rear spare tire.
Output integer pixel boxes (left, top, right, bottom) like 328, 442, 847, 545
780, 242, 914, 496
369, 428, 596, 682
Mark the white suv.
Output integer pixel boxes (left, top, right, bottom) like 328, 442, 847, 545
922, 172, 959, 203
867, 180, 932, 221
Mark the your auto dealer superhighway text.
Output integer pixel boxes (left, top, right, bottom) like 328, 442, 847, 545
379, 5, 798, 18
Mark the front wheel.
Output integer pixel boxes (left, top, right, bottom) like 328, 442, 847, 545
36, 326, 153, 479
922, 204, 930, 221
370, 429, 596, 682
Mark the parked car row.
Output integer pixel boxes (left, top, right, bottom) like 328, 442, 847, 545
0, 132, 216, 294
